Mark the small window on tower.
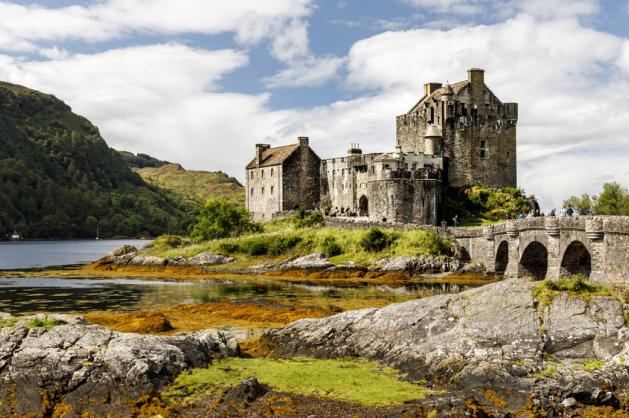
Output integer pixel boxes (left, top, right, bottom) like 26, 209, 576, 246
250, 171, 254, 179
271, 168, 274, 177
271, 186, 274, 195
250, 188, 254, 196
480, 140, 487, 159
261, 170, 264, 178
261, 187, 265, 196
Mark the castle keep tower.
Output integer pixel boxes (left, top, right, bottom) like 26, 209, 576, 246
395, 68, 518, 188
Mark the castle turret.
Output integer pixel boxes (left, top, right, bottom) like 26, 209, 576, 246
424, 124, 442, 156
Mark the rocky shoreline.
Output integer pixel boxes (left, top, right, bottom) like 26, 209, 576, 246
263, 279, 629, 416
0, 313, 238, 417
94, 245, 467, 278
2, 279, 629, 416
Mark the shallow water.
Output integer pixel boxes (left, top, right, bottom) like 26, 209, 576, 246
0, 239, 150, 270
0, 276, 475, 315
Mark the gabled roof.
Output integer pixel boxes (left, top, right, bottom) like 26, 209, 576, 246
246, 144, 300, 169
408, 80, 470, 113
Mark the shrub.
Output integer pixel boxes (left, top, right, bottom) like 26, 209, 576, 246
399, 230, 454, 257
323, 236, 343, 257
294, 210, 325, 229
359, 228, 397, 253
218, 234, 303, 257
151, 235, 190, 251
190, 199, 261, 243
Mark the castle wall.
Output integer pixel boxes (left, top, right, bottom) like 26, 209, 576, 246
246, 165, 282, 221
281, 148, 321, 212
368, 178, 441, 225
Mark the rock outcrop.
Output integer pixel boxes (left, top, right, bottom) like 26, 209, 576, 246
264, 279, 629, 414
0, 314, 238, 417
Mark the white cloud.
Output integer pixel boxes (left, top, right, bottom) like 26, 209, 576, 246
402, 0, 600, 18
265, 56, 345, 88
0, 0, 314, 52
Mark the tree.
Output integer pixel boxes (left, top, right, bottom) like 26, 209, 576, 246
594, 182, 629, 215
190, 199, 261, 243
563, 194, 593, 215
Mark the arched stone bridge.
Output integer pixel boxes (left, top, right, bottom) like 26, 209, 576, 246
452, 217, 629, 285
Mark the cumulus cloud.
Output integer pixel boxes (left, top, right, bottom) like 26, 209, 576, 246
0, 0, 313, 52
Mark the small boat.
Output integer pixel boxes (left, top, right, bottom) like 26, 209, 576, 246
10, 231, 21, 240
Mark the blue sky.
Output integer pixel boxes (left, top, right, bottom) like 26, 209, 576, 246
0, 0, 628, 209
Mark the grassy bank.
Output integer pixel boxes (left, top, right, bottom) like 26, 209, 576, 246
164, 357, 428, 407
147, 218, 455, 267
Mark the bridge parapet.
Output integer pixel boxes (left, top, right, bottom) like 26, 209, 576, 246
451, 216, 629, 287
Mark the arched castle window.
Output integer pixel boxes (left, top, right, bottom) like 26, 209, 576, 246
271, 168, 274, 177
261, 187, 265, 196
250, 171, 254, 179
250, 188, 254, 196
261, 169, 264, 178
430, 107, 434, 124
271, 186, 274, 195
480, 140, 487, 159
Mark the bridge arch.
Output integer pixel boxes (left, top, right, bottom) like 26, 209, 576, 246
495, 241, 509, 274
560, 241, 592, 278
519, 241, 548, 280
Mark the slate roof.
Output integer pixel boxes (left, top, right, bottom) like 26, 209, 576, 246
246, 144, 300, 169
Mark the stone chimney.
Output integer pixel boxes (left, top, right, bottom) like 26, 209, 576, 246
298, 136, 309, 149
468, 68, 485, 106
423, 83, 442, 97
255, 144, 270, 165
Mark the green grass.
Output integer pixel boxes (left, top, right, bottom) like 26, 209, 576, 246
581, 359, 605, 372
26, 318, 67, 330
148, 221, 455, 267
164, 357, 428, 406
0, 318, 19, 328
135, 163, 244, 206
531, 275, 616, 305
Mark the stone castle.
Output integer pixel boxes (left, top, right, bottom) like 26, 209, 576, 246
246, 68, 518, 225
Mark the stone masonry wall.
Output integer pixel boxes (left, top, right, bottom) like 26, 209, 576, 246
246, 165, 282, 221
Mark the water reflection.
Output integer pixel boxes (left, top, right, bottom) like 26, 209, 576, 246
0, 276, 479, 315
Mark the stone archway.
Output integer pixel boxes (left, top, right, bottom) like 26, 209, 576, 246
359, 195, 369, 217
495, 241, 509, 274
519, 241, 548, 280
560, 241, 592, 278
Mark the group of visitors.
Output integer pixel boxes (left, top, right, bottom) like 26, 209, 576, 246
516, 205, 576, 220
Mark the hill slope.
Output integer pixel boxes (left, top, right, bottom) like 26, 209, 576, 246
0, 81, 189, 239
134, 163, 244, 206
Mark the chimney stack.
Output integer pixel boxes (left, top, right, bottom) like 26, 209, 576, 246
468, 68, 485, 106
423, 82, 442, 97
298, 136, 309, 149
255, 144, 270, 165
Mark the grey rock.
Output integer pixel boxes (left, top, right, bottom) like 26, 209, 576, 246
0, 315, 238, 417
167, 252, 234, 267
127, 255, 166, 267
264, 279, 626, 398
108, 244, 138, 257
561, 397, 576, 408
280, 253, 334, 270
377, 255, 461, 274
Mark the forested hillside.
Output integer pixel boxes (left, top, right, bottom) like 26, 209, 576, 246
0, 81, 190, 239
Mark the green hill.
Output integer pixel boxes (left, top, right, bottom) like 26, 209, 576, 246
133, 163, 244, 206
0, 81, 191, 239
